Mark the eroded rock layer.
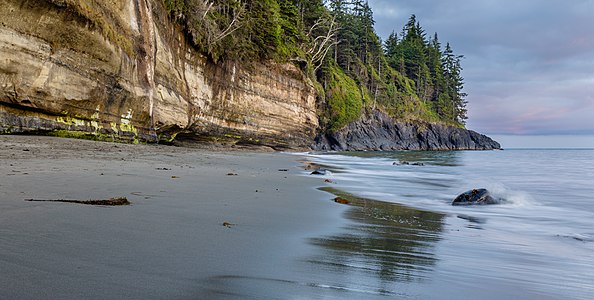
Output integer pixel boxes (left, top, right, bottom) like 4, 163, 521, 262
0, 0, 318, 149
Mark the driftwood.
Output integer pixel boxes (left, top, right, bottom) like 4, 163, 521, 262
25, 197, 130, 206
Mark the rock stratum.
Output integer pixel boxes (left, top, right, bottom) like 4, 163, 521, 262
0, 0, 317, 149
0, 0, 499, 151
313, 110, 500, 151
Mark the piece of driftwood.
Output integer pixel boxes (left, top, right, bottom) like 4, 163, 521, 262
25, 197, 130, 206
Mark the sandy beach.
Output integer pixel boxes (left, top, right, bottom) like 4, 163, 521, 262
0, 135, 351, 299
5, 136, 584, 300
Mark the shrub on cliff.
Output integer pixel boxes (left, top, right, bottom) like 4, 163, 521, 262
322, 63, 364, 131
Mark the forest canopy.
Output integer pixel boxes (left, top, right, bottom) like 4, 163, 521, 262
162, 0, 468, 130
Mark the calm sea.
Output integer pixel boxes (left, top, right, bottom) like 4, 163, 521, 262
304, 149, 594, 300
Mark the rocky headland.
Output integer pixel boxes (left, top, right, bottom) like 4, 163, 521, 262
313, 110, 500, 151
0, 0, 499, 151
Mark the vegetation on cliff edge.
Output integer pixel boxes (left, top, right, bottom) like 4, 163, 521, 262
162, 0, 468, 131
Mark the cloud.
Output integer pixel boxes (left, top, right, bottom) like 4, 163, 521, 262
367, 0, 594, 137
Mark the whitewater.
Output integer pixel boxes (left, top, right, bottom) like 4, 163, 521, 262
304, 149, 594, 299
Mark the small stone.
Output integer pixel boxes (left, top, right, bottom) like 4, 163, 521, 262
334, 197, 349, 205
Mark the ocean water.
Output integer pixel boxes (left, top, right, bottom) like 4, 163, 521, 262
304, 149, 594, 300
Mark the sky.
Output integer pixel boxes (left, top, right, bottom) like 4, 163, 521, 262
367, 0, 594, 148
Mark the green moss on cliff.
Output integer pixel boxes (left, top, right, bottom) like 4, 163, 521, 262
47, 130, 114, 142
324, 63, 363, 131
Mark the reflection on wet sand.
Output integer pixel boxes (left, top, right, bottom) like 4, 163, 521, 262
201, 189, 447, 299
311, 188, 445, 285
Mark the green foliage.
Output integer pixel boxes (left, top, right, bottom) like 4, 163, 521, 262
243, 0, 284, 59
324, 63, 363, 131
383, 15, 468, 125
163, 0, 301, 62
277, 0, 301, 57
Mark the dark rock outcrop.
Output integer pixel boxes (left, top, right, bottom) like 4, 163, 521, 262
452, 189, 502, 206
310, 169, 328, 175
313, 110, 500, 151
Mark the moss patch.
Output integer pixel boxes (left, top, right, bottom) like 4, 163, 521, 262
325, 63, 363, 131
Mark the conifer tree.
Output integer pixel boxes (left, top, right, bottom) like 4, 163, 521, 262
384, 31, 398, 57
426, 33, 444, 106
441, 42, 467, 123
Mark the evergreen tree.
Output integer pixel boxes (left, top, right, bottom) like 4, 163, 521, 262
384, 31, 398, 57
426, 33, 444, 106
441, 42, 467, 123
293, 0, 326, 26
396, 15, 431, 99
278, 0, 301, 50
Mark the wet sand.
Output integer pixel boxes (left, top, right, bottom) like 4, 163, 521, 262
0, 135, 349, 299
2, 135, 479, 299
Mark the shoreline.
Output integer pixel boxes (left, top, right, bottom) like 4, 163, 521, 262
5, 136, 586, 299
0, 135, 350, 299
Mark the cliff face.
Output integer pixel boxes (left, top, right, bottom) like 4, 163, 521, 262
0, 0, 499, 151
313, 110, 501, 151
0, 0, 317, 149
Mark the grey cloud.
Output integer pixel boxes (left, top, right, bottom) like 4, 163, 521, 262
367, 0, 594, 136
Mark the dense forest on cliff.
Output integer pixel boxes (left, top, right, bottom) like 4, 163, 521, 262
163, 0, 468, 131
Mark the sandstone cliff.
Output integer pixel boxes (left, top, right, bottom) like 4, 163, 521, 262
313, 110, 501, 151
0, 0, 317, 149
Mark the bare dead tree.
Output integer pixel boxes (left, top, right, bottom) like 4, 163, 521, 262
183, 0, 244, 54
202, 1, 213, 19
302, 15, 340, 72
204, 1, 244, 48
